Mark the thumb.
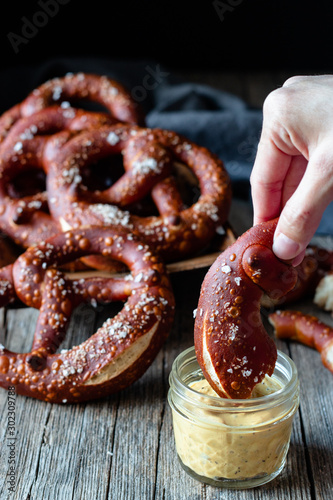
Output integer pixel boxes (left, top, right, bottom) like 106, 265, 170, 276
273, 146, 333, 262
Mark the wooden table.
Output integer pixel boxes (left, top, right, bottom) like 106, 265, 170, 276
1, 71, 333, 500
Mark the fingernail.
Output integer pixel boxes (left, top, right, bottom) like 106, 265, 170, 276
273, 233, 301, 260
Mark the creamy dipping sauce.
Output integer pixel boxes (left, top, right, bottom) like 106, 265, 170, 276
172, 375, 295, 481
192, 375, 281, 398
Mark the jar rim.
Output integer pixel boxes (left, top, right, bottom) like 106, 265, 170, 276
169, 346, 299, 412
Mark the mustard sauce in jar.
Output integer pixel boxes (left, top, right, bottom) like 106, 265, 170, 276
168, 347, 299, 489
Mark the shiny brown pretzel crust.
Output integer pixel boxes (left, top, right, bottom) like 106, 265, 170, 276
194, 218, 298, 399
46, 124, 232, 262
0, 226, 175, 403
269, 309, 333, 375
21, 72, 145, 126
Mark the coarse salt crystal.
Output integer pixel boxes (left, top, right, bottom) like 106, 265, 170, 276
13, 142, 23, 152
106, 131, 120, 145
221, 265, 232, 274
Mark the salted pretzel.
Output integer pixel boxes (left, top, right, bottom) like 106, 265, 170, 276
260, 244, 333, 309
0, 72, 145, 142
194, 218, 298, 399
0, 226, 175, 403
21, 72, 145, 125
0, 105, 120, 248
46, 124, 232, 262
269, 310, 333, 376
260, 247, 323, 308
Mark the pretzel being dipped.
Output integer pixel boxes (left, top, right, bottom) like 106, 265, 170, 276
269, 310, 333, 375
194, 218, 298, 399
0, 226, 175, 403
46, 124, 232, 262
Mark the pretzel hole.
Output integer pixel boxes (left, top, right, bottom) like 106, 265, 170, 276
14, 303, 98, 356
53, 301, 125, 354
7, 168, 46, 199
172, 162, 200, 205
127, 195, 160, 217
79, 154, 161, 216
13, 278, 129, 356
61, 98, 109, 114
65, 256, 130, 275
80, 155, 124, 192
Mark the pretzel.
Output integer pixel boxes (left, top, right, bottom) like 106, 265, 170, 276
261, 245, 333, 309
0, 132, 59, 247
0, 105, 119, 247
269, 310, 333, 375
194, 218, 298, 399
260, 247, 323, 308
46, 124, 232, 262
0, 226, 175, 403
0, 73, 144, 142
21, 72, 145, 124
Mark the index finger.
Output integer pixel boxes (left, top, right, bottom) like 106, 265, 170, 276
250, 136, 292, 225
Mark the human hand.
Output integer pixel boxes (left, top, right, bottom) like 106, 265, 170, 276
250, 75, 333, 266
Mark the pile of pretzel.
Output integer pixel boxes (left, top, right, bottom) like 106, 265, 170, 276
0, 72, 232, 403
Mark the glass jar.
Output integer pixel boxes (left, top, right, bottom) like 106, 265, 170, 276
168, 346, 300, 489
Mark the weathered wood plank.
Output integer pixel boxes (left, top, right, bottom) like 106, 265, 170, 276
24, 304, 115, 500
106, 354, 164, 500
0, 308, 53, 500
276, 301, 333, 500
155, 270, 207, 500
27, 399, 119, 500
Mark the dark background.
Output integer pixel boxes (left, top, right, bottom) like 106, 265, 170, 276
1, 0, 333, 234
1, 0, 332, 74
